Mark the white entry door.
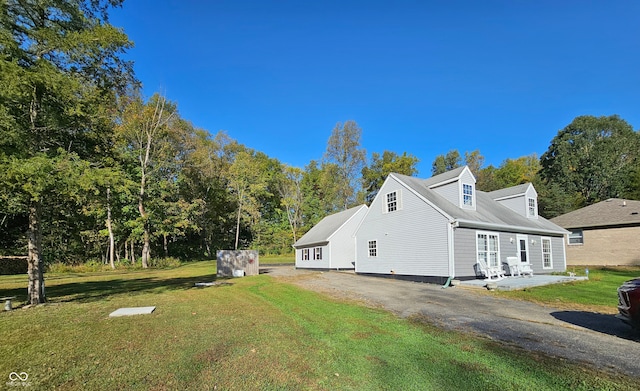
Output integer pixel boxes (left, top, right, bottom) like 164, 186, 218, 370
516, 234, 529, 264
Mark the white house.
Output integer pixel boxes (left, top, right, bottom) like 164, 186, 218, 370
354, 166, 568, 283
294, 204, 368, 270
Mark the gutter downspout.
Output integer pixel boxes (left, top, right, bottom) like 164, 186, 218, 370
442, 220, 457, 288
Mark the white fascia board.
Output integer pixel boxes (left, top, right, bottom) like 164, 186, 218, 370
428, 176, 459, 189
456, 218, 569, 236
293, 241, 330, 249
492, 194, 525, 201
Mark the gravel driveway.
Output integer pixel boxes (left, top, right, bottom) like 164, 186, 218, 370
263, 265, 640, 378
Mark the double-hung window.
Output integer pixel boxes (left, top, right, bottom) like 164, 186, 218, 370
528, 198, 537, 217
313, 247, 322, 260
386, 191, 397, 212
302, 248, 309, 260
542, 237, 552, 269
463, 184, 473, 206
477, 232, 499, 268
368, 240, 377, 257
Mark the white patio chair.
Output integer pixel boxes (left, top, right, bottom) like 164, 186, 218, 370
477, 259, 504, 281
518, 263, 534, 277
506, 257, 521, 277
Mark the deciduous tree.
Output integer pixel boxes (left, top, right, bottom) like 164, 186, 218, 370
432, 150, 462, 176
0, 0, 134, 303
324, 120, 366, 209
362, 151, 419, 202
228, 150, 268, 250
540, 115, 640, 211
277, 165, 304, 243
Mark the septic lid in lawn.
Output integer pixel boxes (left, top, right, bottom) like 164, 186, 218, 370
109, 306, 156, 317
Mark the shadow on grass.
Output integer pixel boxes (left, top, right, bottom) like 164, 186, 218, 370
551, 311, 640, 341
0, 272, 230, 307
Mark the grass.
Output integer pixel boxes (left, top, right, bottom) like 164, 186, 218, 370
493, 266, 640, 313
0, 262, 637, 390
260, 254, 294, 264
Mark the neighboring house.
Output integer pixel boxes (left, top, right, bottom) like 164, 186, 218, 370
551, 198, 640, 266
294, 204, 368, 270
354, 166, 568, 282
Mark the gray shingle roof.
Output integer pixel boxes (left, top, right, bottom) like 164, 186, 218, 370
487, 183, 532, 200
293, 205, 367, 248
392, 173, 567, 235
424, 166, 468, 187
550, 198, 640, 229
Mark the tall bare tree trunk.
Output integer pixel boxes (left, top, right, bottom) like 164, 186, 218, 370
130, 240, 136, 264
163, 234, 168, 257
141, 225, 150, 268
27, 202, 45, 305
106, 187, 115, 269
139, 167, 150, 268
234, 197, 243, 250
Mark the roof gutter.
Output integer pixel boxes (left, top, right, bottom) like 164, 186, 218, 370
455, 218, 569, 236
292, 241, 330, 249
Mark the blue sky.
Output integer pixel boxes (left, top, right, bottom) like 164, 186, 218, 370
110, 1, 640, 175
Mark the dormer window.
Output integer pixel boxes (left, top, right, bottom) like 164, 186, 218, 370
528, 198, 537, 217
463, 184, 473, 206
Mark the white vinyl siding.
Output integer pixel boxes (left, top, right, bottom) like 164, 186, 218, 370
431, 182, 459, 204
295, 204, 367, 270
356, 176, 450, 277
542, 237, 553, 269
477, 232, 500, 268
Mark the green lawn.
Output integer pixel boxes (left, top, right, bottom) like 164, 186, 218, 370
0, 262, 636, 390
493, 266, 640, 313
260, 254, 295, 264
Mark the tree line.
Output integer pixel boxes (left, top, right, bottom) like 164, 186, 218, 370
432, 114, 640, 217
1, 1, 639, 305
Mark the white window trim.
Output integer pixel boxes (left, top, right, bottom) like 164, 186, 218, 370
461, 182, 475, 209
516, 234, 530, 264
301, 248, 309, 261
567, 229, 584, 246
383, 189, 402, 213
313, 247, 323, 260
527, 197, 538, 218
541, 237, 553, 270
476, 231, 500, 268
367, 240, 378, 258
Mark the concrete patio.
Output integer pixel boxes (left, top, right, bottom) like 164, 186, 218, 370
458, 274, 588, 291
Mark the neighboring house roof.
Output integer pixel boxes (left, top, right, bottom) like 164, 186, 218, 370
392, 173, 568, 235
487, 183, 533, 200
294, 205, 367, 248
550, 198, 640, 229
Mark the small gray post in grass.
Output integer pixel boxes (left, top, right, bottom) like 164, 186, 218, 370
2, 296, 16, 311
